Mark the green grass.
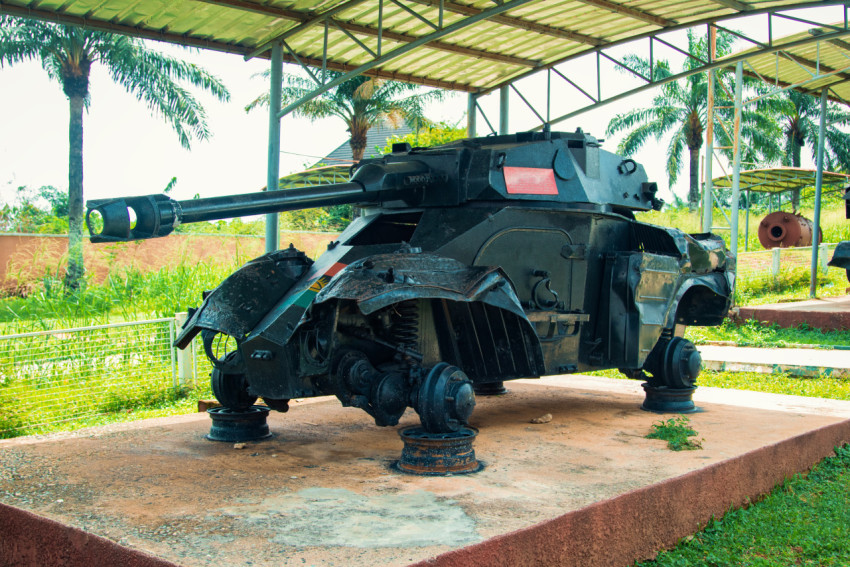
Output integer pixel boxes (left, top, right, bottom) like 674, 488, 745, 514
0, 386, 211, 439
635, 443, 850, 567
587, 367, 850, 402
685, 319, 850, 348
646, 416, 703, 451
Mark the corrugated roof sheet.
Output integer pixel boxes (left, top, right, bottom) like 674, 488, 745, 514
0, 0, 834, 94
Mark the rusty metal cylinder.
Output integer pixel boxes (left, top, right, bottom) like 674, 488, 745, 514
396, 426, 482, 475
757, 212, 820, 249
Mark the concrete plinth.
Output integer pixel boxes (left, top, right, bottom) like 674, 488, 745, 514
2, 376, 849, 567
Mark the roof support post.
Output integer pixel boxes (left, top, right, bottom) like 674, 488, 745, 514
810, 87, 828, 298
499, 86, 509, 135
702, 27, 716, 233
730, 61, 743, 271
467, 93, 477, 137
265, 41, 283, 253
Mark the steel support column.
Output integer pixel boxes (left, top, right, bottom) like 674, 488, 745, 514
467, 93, 477, 137
499, 86, 509, 135
730, 61, 743, 269
810, 87, 828, 298
702, 27, 716, 232
265, 42, 283, 253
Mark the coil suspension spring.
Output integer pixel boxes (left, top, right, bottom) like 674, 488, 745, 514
392, 300, 419, 350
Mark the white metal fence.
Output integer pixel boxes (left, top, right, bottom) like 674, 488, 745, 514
737, 243, 837, 285
0, 316, 212, 439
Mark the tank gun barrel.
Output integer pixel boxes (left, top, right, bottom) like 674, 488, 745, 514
86, 160, 428, 243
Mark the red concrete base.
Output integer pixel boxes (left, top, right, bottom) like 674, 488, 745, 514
734, 295, 850, 331
0, 504, 178, 567
412, 419, 850, 567
1, 378, 849, 567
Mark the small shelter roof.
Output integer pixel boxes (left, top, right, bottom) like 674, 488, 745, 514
712, 167, 849, 196
278, 165, 352, 189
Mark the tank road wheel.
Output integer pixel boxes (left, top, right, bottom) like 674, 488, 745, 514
415, 363, 476, 433
211, 353, 257, 411
644, 337, 702, 390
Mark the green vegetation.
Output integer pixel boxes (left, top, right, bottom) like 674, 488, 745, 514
379, 120, 468, 154
606, 30, 781, 209
686, 319, 850, 348
0, 16, 229, 291
635, 444, 850, 567
246, 70, 443, 162
0, 259, 238, 331
646, 416, 703, 451
0, 185, 69, 234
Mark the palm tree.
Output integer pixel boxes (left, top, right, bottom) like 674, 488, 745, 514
0, 17, 230, 290
247, 71, 443, 162
606, 30, 782, 210
780, 90, 850, 211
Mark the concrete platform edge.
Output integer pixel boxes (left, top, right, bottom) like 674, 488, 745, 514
0, 503, 179, 567
410, 417, 850, 567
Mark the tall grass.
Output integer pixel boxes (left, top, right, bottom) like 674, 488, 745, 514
635, 204, 850, 252
0, 257, 240, 332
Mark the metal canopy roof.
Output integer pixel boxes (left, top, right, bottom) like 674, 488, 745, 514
278, 165, 351, 188
1, 0, 842, 95
728, 22, 850, 105
712, 167, 850, 194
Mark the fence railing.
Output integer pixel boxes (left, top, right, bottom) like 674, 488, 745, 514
737, 243, 837, 284
0, 316, 212, 439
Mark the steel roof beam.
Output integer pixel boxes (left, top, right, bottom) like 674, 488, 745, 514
193, 0, 305, 21
276, 51, 477, 91
709, 0, 752, 11
0, 2, 254, 56
405, 0, 603, 45
226, 0, 541, 67
478, 1, 848, 96
541, 28, 850, 128
573, 0, 675, 27
324, 19, 542, 67
776, 49, 850, 82
277, 0, 537, 118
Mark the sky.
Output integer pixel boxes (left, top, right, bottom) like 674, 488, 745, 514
0, 6, 838, 211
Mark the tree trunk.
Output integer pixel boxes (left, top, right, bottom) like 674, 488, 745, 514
688, 147, 700, 211
791, 137, 803, 212
349, 133, 367, 162
348, 117, 370, 162
65, 95, 85, 291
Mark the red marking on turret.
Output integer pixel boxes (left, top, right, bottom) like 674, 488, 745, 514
503, 167, 559, 195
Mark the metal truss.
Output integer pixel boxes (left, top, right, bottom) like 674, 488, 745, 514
255, 0, 539, 119
470, 2, 850, 135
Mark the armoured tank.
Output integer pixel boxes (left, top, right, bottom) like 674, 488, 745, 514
87, 130, 734, 433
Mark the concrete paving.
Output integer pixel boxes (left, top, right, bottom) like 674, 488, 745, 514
2, 376, 850, 567
698, 344, 850, 378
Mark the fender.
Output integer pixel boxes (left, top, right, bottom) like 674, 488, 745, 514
315, 252, 546, 373
666, 266, 735, 329
174, 246, 312, 349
